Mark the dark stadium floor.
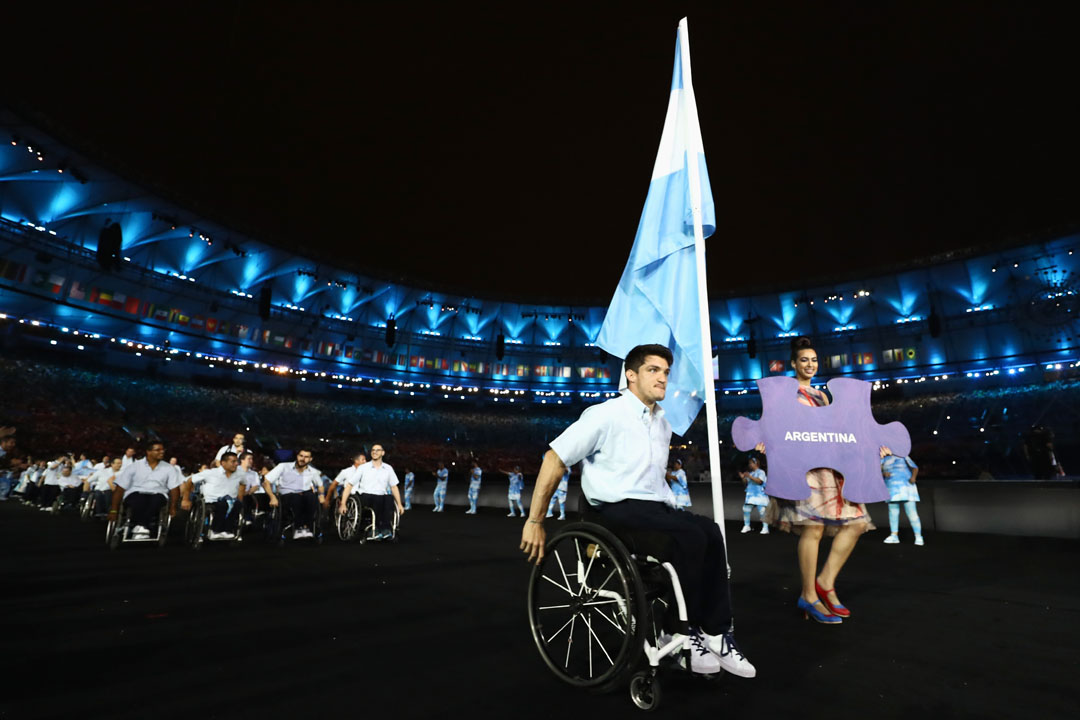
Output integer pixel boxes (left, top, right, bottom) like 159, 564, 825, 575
1, 499, 1077, 720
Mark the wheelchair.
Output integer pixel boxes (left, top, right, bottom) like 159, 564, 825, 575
80, 490, 110, 521
184, 496, 244, 549
335, 494, 399, 543
527, 517, 704, 711
264, 495, 326, 546
50, 487, 83, 515
106, 503, 172, 549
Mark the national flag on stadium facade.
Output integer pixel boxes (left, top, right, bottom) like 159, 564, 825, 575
234, 324, 248, 339
32, 272, 65, 294
190, 316, 205, 330
96, 289, 113, 307
153, 308, 170, 322
140, 301, 155, 318
110, 293, 127, 311
68, 281, 88, 300
595, 21, 715, 436
0, 259, 29, 283
123, 296, 140, 314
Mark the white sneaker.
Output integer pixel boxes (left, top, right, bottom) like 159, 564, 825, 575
132, 525, 150, 539
914, 536, 925, 546
884, 534, 900, 544
294, 527, 313, 539
759, 526, 770, 535
705, 630, 756, 678
678, 631, 721, 675
740, 525, 751, 534
208, 530, 235, 540
507, 512, 516, 517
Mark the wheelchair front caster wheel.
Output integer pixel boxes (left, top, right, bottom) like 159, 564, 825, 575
629, 671, 661, 711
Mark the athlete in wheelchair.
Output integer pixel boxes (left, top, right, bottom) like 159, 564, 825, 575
519, 345, 755, 710
337, 444, 404, 542
262, 449, 326, 544
181, 451, 247, 547
107, 441, 183, 548
82, 456, 123, 520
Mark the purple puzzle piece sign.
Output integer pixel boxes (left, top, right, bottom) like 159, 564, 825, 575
731, 376, 910, 503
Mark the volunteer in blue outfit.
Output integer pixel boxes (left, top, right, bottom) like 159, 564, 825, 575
432, 462, 448, 512
740, 455, 769, 534
502, 465, 525, 517
666, 458, 691, 510
466, 461, 483, 514
545, 468, 569, 520
402, 468, 415, 510
520, 344, 756, 678
881, 454, 924, 546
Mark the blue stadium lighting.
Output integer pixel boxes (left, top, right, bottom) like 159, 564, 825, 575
895, 315, 923, 324
462, 334, 483, 341
724, 336, 746, 342
506, 338, 523, 344
777, 330, 799, 338
833, 324, 858, 332
544, 341, 561, 346
421, 329, 441, 336
966, 303, 994, 313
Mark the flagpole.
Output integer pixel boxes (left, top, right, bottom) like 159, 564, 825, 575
677, 18, 728, 548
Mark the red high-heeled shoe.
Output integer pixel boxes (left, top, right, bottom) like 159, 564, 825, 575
815, 580, 851, 617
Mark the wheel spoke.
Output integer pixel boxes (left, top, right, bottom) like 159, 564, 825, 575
552, 546, 575, 595
564, 616, 577, 667
541, 573, 574, 596
584, 611, 616, 667
544, 615, 575, 645
585, 613, 594, 677
538, 603, 573, 611
591, 605, 627, 635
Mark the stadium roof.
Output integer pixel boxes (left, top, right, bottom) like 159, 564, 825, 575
5, 3, 1079, 303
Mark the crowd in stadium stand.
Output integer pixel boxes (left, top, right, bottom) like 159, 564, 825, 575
2, 355, 1077, 491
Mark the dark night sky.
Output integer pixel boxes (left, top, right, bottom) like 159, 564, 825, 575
7, 2, 1080, 303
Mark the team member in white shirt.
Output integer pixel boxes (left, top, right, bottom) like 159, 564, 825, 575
263, 449, 323, 539
327, 452, 366, 511
465, 461, 482, 514
120, 447, 137, 469
37, 456, 69, 510
85, 457, 123, 518
340, 444, 404, 539
519, 344, 756, 679
214, 433, 246, 463
181, 451, 247, 539
110, 441, 184, 538
56, 460, 84, 509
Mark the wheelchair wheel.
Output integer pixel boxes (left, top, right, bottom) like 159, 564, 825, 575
528, 522, 647, 692
80, 494, 94, 522
157, 507, 171, 548
337, 496, 360, 542
50, 495, 63, 514
265, 505, 282, 544
106, 518, 119, 548
186, 501, 206, 550
313, 502, 326, 545
629, 670, 661, 711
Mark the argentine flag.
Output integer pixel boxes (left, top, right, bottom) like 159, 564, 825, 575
597, 22, 715, 436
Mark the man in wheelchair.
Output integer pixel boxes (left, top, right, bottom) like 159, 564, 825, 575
339, 444, 404, 540
520, 344, 755, 679
109, 441, 183, 539
181, 451, 246, 540
262, 449, 323, 539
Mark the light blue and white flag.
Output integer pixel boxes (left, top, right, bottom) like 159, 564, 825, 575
596, 22, 715, 436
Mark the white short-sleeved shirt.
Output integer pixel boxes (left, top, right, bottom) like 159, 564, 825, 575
42, 464, 62, 487
334, 466, 360, 486
115, 458, 184, 499
264, 462, 321, 495
58, 471, 82, 489
88, 467, 120, 492
549, 391, 676, 507
346, 461, 399, 495
121, 455, 136, 469
436, 468, 448, 483
242, 469, 263, 493
214, 444, 244, 462
190, 467, 244, 503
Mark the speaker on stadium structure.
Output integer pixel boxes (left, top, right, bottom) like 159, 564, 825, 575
747, 334, 757, 359
495, 332, 505, 360
385, 317, 397, 347
258, 286, 272, 320
928, 309, 941, 338
96, 220, 123, 271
